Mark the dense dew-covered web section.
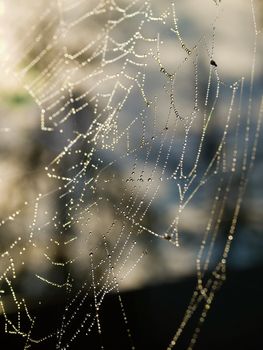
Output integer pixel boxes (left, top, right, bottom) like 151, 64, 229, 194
0, 0, 262, 349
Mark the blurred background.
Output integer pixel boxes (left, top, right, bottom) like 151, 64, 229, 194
0, 0, 262, 349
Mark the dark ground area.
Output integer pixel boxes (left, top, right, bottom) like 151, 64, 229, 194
1, 265, 263, 350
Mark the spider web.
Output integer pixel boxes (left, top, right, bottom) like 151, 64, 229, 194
0, 0, 262, 349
